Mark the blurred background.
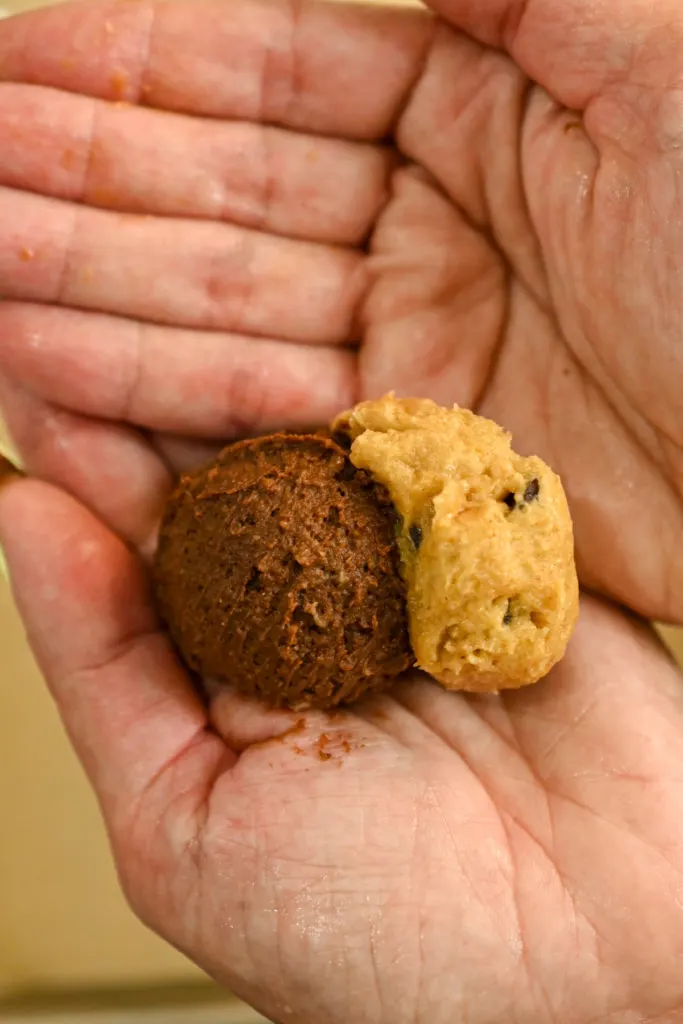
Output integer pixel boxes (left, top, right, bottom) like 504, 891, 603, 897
1, 0, 683, 1019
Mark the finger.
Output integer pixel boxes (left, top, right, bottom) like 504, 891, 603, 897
426, 0, 681, 111
0, 187, 364, 345
208, 684, 303, 752
151, 435, 226, 475
0, 373, 170, 554
361, 166, 507, 406
0, 84, 395, 247
395, 27, 552, 302
0, 303, 358, 437
0, 478, 231, 824
207, 684, 379, 772
0, 0, 433, 141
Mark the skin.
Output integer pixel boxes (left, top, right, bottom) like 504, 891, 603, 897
1, 0, 683, 1019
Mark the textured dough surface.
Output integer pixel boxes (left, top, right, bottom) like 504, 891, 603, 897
153, 433, 414, 710
334, 396, 579, 691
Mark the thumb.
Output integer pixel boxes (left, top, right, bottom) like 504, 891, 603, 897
0, 477, 229, 828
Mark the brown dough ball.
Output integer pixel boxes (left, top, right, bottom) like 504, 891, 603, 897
153, 433, 414, 710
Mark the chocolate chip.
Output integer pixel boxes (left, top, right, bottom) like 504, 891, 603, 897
503, 601, 513, 626
523, 478, 540, 503
245, 567, 263, 593
502, 492, 517, 510
409, 524, 423, 549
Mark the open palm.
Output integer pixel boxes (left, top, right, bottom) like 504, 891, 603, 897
2, 0, 683, 1021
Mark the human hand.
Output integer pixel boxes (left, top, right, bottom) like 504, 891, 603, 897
1, 0, 683, 616
2, 1, 683, 1022
4, 469, 683, 1023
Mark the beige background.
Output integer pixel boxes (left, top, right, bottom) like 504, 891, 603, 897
1, 0, 683, 1007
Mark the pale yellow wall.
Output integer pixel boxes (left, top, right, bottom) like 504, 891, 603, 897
662, 625, 683, 663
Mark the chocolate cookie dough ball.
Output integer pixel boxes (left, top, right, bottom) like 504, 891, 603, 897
153, 434, 414, 710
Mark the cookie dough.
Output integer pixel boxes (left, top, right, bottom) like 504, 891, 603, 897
333, 396, 578, 691
153, 396, 578, 710
153, 433, 414, 710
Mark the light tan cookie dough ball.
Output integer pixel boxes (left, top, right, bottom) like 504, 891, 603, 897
333, 396, 578, 692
